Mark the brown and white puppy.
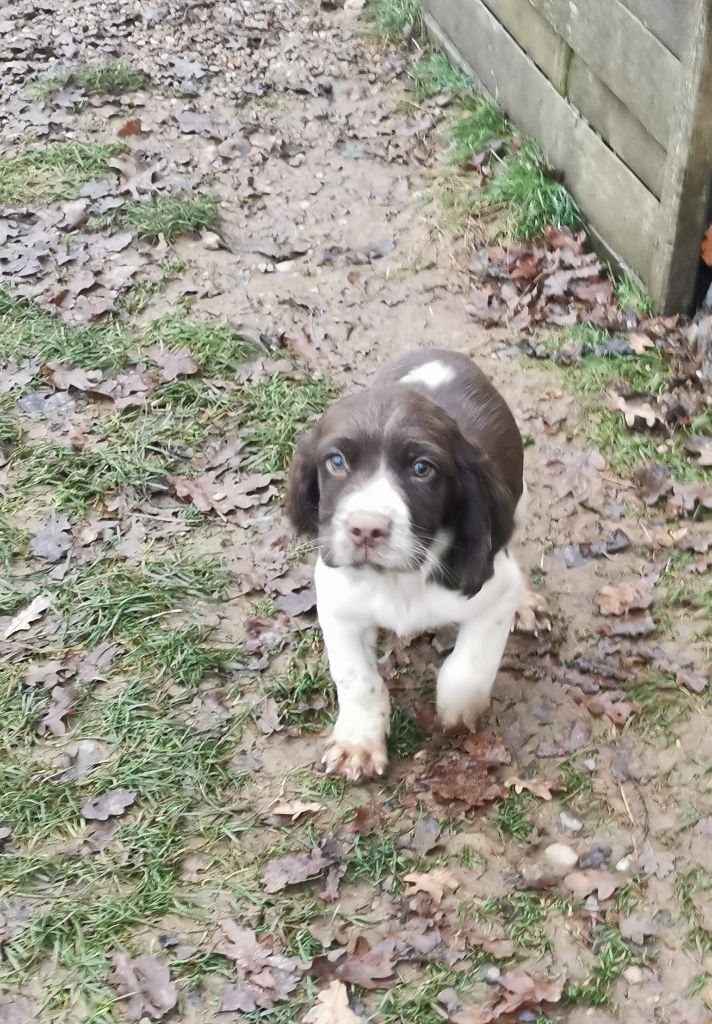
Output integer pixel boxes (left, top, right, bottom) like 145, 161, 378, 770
287, 349, 525, 781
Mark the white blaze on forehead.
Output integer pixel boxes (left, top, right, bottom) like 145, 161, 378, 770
401, 360, 456, 388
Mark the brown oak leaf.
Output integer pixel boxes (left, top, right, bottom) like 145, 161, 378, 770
109, 952, 177, 1020
261, 838, 340, 893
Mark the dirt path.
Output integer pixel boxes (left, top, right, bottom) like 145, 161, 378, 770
2, 2, 712, 1023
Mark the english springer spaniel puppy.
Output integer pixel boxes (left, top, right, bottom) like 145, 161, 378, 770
287, 349, 525, 781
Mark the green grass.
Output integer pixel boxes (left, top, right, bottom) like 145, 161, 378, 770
476, 892, 572, 953
484, 139, 580, 238
269, 630, 335, 731
409, 52, 471, 101
614, 270, 653, 316
367, 0, 423, 39
119, 195, 220, 242
449, 96, 508, 163
30, 59, 149, 100
523, 321, 712, 483
0, 142, 121, 203
346, 831, 410, 884
142, 314, 255, 377
52, 555, 228, 649
490, 790, 535, 843
239, 374, 335, 472
388, 704, 428, 759
0, 291, 133, 370
13, 424, 183, 512
677, 870, 712, 955
565, 926, 638, 1007
119, 260, 189, 315
130, 623, 242, 688
379, 959, 493, 1024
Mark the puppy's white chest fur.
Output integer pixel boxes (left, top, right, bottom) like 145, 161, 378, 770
315, 556, 470, 635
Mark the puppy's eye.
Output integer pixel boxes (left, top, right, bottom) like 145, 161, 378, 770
326, 452, 348, 475
412, 458, 433, 479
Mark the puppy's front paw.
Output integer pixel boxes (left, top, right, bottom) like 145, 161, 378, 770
512, 588, 551, 635
437, 693, 490, 733
322, 737, 388, 782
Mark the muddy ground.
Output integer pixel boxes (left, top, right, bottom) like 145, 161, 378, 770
2, 1, 712, 1022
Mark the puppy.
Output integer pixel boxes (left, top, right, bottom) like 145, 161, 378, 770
287, 349, 525, 781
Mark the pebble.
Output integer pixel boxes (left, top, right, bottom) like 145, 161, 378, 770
481, 965, 500, 983
623, 966, 643, 984
616, 856, 632, 872
560, 811, 583, 833
544, 842, 579, 868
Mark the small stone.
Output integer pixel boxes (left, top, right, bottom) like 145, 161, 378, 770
560, 811, 583, 833
616, 856, 631, 872
201, 231, 221, 251
544, 842, 578, 869
623, 966, 643, 984
481, 965, 500, 983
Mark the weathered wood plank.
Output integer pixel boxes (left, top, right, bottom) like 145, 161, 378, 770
423, 0, 659, 280
479, 0, 569, 90
528, 0, 679, 149
650, 0, 712, 312
617, 0, 693, 59
568, 57, 665, 198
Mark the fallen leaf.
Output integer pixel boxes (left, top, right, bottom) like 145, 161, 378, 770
611, 392, 665, 430
420, 750, 504, 807
410, 817, 442, 854
169, 470, 278, 516
275, 587, 317, 616
4, 594, 51, 638
461, 734, 512, 766
268, 800, 325, 822
30, 513, 72, 563
599, 612, 656, 638
553, 529, 630, 568
310, 936, 397, 990
638, 837, 675, 879
633, 462, 674, 505
594, 571, 657, 616
80, 788, 136, 821
143, 344, 198, 382
117, 118, 142, 137
262, 838, 340, 893
537, 719, 592, 757
580, 690, 639, 726
215, 920, 303, 1011
701, 225, 712, 267
628, 332, 655, 355
36, 684, 76, 737
303, 981, 361, 1024
504, 776, 555, 800
452, 970, 565, 1024
619, 913, 661, 945
694, 817, 712, 839
61, 739, 108, 781
563, 869, 622, 900
684, 435, 712, 467
109, 951, 177, 1020
108, 154, 158, 199
403, 867, 459, 903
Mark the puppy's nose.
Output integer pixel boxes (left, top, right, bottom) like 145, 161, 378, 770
347, 511, 392, 546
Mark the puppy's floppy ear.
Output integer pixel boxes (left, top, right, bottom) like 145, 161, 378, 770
286, 431, 320, 536
449, 436, 515, 598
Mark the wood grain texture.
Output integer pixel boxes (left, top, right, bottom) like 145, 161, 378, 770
424, 0, 659, 280
617, 0, 693, 59
528, 0, 679, 148
479, 0, 570, 89
567, 56, 666, 198
650, 0, 712, 312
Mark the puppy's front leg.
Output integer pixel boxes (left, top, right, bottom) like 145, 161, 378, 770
319, 614, 390, 782
437, 552, 523, 730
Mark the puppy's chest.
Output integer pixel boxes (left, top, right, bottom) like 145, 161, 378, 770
317, 561, 470, 634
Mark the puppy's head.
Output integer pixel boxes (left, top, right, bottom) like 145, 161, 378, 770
287, 385, 515, 596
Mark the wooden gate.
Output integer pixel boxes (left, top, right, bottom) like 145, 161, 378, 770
423, 0, 712, 313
